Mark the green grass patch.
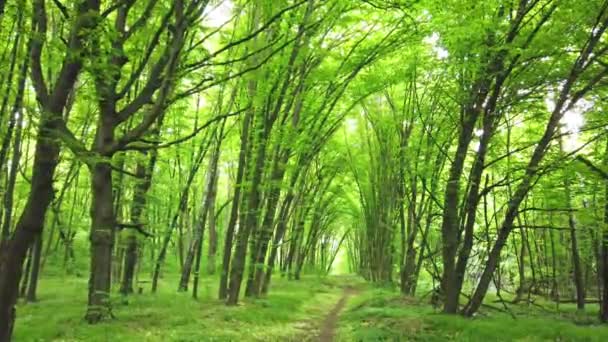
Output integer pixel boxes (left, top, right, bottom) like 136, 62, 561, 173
338, 287, 608, 341
13, 273, 341, 341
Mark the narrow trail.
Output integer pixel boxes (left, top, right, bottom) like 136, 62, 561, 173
316, 286, 357, 342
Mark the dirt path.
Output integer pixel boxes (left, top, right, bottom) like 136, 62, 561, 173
316, 287, 357, 342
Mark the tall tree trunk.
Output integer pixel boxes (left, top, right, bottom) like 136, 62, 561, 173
85, 159, 115, 323
463, 94, 589, 317
261, 174, 301, 294
218, 109, 252, 299
440, 107, 478, 313
153, 135, 212, 293
226, 119, 268, 305
121, 147, 159, 295
451, 111, 497, 307
0, 28, 27, 241
601, 139, 608, 322
180, 124, 224, 293
563, 163, 585, 310
206, 179, 218, 275
193, 124, 223, 298
174, 123, 222, 294
249, 150, 289, 296
462, 15, 607, 315
0, 117, 62, 340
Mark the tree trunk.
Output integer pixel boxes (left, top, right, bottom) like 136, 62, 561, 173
564, 167, 585, 310
120, 234, 137, 295
261, 181, 298, 294
152, 137, 211, 293
25, 235, 43, 302
85, 160, 115, 323
218, 109, 252, 299
19, 247, 32, 298
120, 161, 145, 295
440, 109, 478, 313
601, 139, 608, 322
0, 118, 61, 340
206, 180, 218, 275
192, 133, 222, 298
462, 18, 607, 314
0, 30, 27, 241
249, 150, 289, 296
181, 124, 224, 294
0, 0, 100, 333
463, 91, 579, 316
226, 121, 268, 305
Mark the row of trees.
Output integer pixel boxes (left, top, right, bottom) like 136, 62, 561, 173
346, 0, 608, 321
0, 0, 403, 340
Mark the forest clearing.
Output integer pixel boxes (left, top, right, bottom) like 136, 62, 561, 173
2, 0, 608, 340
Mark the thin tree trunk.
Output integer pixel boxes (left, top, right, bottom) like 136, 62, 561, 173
462, 18, 607, 315
601, 139, 608, 321
152, 135, 212, 293
206, 178, 218, 275
0, 28, 27, 241
261, 175, 301, 294
249, 150, 290, 296
19, 247, 32, 298
563, 165, 585, 310
193, 123, 224, 298
440, 105, 480, 313
226, 118, 268, 305
218, 109, 251, 299
25, 235, 43, 302
121, 147, 158, 295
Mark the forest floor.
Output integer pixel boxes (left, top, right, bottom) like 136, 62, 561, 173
12, 272, 608, 341
316, 285, 359, 341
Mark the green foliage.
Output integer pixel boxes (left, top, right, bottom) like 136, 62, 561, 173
3, 0, 608, 339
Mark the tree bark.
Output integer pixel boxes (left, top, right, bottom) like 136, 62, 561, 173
193, 133, 222, 298
85, 159, 116, 323
206, 178, 219, 275
0, 60, 26, 242
25, 235, 43, 302
0, 117, 63, 339
248, 150, 289, 296
0, 0, 99, 334
601, 139, 608, 322
226, 119, 268, 305
218, 108, 252, 299
440, 106, 479, 313
563, 164, 585, 310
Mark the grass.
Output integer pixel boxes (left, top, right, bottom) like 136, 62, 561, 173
338, 287, 608, 341
14, 272, 608, 341
13, 272, 344, 341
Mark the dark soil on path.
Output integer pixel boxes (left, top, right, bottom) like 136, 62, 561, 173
316, 286, 357, 342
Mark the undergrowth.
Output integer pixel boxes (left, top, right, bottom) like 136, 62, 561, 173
13, 273, 342, 341
338, 287, 608, 341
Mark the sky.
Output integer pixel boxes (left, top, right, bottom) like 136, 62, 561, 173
204, 1, 234, 28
